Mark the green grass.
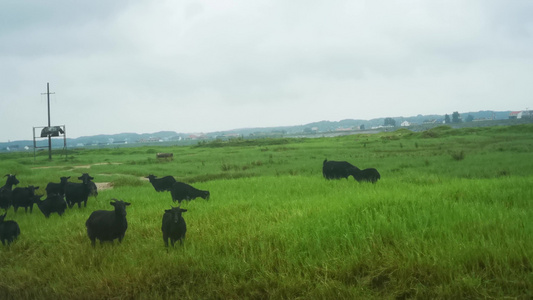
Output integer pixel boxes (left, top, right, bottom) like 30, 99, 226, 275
0, 124, 532, 299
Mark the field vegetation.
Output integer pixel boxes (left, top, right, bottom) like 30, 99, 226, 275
0, 124, 532, 299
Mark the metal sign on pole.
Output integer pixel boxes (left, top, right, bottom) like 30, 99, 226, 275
33, 125, 67, 161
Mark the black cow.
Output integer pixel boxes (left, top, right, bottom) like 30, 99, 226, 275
0, 212, 20, 245
85, 199, 131, 247
0, 174, 19, 210
65, 173, 94, 208
170, 182, 210, 204
77, 173, 98, 199
45, 176, 70, 197
12, 185, 40, 213
161, 206, 187, 247
34, 194, 68, 218
88, 180, 98, 199
146, 175, 177, 192
322, 159, 361, 180
352, 168, 381, 183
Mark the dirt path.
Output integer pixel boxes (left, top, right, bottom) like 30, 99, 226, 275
32, 162, 122, 170
32, 163, 120, 192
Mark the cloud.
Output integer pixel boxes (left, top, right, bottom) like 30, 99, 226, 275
1, 0, 532, 142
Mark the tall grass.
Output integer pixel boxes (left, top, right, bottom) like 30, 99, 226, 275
0, 124, 532, 299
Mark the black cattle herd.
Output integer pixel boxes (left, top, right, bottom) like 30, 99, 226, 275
0, 159, 379, 247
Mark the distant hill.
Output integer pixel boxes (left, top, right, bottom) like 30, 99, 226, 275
0, 110, 520, 151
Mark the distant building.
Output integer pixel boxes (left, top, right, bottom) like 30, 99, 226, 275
186, 134, 207, 140
138, 137, 162, 143
401, 121, 410, 127
509, 111, 522, 119
371, 125, 395, 129
335, 127, 354, 132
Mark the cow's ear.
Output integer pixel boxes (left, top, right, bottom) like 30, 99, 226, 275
125, 202, 131, 206
181, 209, 188, 212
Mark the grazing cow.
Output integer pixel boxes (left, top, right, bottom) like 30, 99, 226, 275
78, 173, 98, 199
85, 199, 131, 247
65, 173, 94, 208
0, 212, 20, 245
88, 180, 98, 199
322, 159, 361, 180
45, 176, 70, 197
0, 174, 19, 210
12, 185, 40, 213
352, 168, 381, 183
170, 182, 210, 204
161, 206, 187, 247
156, 153, 173, 160
34, 194, 68, 218
146, 174, 177, 192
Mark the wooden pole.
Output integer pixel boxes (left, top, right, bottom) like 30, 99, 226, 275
47, 83, 52, 160
41, 83, 55, 160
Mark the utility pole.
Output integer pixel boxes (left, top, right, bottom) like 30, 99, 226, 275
41, 83, 55, 160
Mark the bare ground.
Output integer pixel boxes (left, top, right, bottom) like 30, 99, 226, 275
95, 182, 113, 192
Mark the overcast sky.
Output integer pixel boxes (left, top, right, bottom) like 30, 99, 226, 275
1, 1, 532, 142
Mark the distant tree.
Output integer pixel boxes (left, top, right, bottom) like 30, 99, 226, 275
465, 114, 474, 122
384, 118, 396, 127
360, 124, 365, 130
444, 114, 451, 124
452, 111, 461, 123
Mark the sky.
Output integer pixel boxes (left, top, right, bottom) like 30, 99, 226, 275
1, 0, 532, 142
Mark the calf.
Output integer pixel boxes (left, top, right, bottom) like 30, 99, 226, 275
34, 194, 68, 218
352, 168, 381, 183
0, 174, 19, 210
45, 176, 70, 197
170, 182, 210, 204
12, 185, 40, 213
322, 159, 361, 180
161, 206, 187, 247
85, 199, 131, 247
146, 174, 176, 192
0, 212, 20, 245
65, 173, 94, 208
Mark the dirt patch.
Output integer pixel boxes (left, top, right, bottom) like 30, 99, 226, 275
74, 163, 122, 169
96, 182, 113, 191
32, 166, 62, 170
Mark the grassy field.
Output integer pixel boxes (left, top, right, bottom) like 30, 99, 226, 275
0, 124, 532, 299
